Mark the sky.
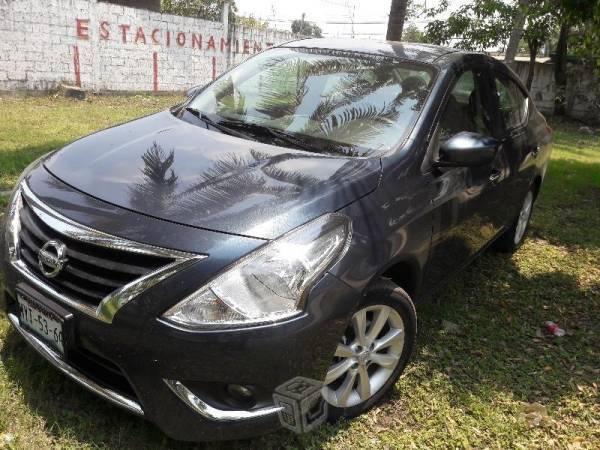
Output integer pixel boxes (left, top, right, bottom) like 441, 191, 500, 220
235, 0, 471, 40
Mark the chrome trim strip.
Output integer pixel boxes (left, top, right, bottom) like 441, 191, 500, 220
6, 186, 22, 261
9, 183, 207, 323
164, 379, 283, 422
95, 257, 199, 322
21, 182, 198, 260
8, 313, 145, 417
11, 259, 98, 316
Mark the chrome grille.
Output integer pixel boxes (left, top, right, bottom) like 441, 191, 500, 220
8, 182, 206, 323
18, 197, 172, 308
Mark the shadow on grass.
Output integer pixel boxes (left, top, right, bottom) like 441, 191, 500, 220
533, 157, 600, 250
2, 248, 596, 448
403, 250, 598, 412
0, 141, 70, 189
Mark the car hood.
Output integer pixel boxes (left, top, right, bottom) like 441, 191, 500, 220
44, 111, 381, 240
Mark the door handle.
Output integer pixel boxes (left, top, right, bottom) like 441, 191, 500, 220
489, 169, 502, 183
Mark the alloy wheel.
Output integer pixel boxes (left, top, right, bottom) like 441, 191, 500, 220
514, 191, 534, 245
322, 304, 405, 408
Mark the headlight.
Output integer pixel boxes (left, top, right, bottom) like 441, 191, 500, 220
162, 213, 352, 329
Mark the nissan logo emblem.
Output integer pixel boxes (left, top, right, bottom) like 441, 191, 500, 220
38, 240, 68, 278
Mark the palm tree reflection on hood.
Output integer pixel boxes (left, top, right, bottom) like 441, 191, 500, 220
129, 142, 178, 213
176, 148, 323, 220
129, 142, 372, 227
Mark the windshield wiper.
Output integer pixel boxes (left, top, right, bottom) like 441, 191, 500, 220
184, 108, 256, 141
216, 119, 320, 153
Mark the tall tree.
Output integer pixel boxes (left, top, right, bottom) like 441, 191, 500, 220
161, 0, 237, 22
291, 19, 323, 37
403, 24, 431, 43
425, 0, 555, 93
237, 15, 268, 30
553, 22, 570, 114
552, 0, 600, 114
386, 0, 409, 41
505, 0, 530, 64
425, 0, 513, 51
523, 1, 557, 89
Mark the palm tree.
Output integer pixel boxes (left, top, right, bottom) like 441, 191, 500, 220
386, 0, 409, 41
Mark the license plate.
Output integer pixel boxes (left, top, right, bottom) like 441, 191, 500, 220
18, 293, 65, 354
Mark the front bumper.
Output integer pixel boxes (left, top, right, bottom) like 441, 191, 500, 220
1, 168, 361, 441
6, 311, 143, 416
3, 271, 358, 441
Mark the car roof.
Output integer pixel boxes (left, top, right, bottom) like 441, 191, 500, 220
281, 38, 461, 65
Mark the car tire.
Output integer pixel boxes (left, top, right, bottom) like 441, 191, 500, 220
322, 279, 417, 421
494, 189, 535, 253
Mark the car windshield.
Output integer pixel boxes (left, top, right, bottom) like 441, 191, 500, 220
186, 47, 435, 157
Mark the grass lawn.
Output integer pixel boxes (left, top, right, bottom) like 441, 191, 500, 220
0, 96, 598, 449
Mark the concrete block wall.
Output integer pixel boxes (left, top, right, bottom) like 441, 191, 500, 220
0, 0, 296, 92
513, 61, 599, 124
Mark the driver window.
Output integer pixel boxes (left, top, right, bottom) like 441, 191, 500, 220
438, 70, 493, 142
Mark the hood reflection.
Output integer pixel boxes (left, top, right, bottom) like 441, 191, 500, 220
44, 111, 381, 239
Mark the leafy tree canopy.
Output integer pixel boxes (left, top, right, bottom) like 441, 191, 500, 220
236, 15, 268, 30
291, 19, 323, 37
424, 0, 514, 51
424, 0, 598, 63
402, 23, 432, 44
560, 0, 600, 67
161, 0, 237, 22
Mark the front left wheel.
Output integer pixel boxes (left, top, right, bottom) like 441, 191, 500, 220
494, 188, 535, 252
322, 280, 417, 420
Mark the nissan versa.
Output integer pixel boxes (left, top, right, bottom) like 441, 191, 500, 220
1, 39, 552, 441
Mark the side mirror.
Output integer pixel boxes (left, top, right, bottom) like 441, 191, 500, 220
434, 131, 499, 167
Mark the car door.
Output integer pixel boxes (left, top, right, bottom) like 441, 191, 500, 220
422, 58, 508, 285
492, 70, 534, 222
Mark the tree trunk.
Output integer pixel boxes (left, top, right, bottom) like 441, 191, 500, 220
386, 0, 409, 41
505, 0, 530, 65
554, 23, 569, 116
526, 38, 539, 91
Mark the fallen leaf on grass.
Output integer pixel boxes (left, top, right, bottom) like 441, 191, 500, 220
520, 402, 554, 428
441, 320, 462, 335
535, 328, 545, 338
567, 437, 586, 450
1, 433, 15, 450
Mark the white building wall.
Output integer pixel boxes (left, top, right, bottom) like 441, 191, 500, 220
0, 0, 296, 92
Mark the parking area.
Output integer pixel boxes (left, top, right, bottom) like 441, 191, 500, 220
0, 95, 598, 449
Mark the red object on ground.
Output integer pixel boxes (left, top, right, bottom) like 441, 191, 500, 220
544, 321, 565, 337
